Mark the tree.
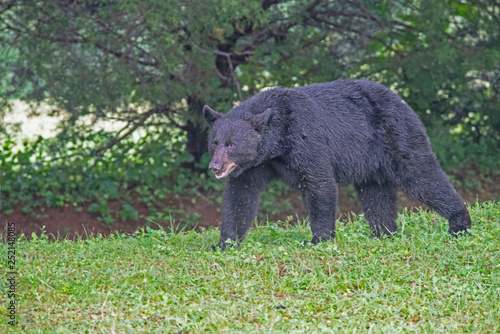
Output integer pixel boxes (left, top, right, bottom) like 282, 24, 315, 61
1, 0, 499, 171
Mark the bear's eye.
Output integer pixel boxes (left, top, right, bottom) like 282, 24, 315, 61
227, 142, 236, 148
212, 141, 219, 148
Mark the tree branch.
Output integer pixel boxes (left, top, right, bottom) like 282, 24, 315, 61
0, 0, 16, 16
193, 43, 254, 101
215, 50, 244, 101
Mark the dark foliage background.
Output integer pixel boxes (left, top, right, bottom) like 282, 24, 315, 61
0, 0, 499, 225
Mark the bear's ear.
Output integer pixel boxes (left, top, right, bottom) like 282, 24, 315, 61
203, 105, 222, 126
250, 108, 272, 131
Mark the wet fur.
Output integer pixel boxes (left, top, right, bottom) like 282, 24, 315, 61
204, 79, 472, 248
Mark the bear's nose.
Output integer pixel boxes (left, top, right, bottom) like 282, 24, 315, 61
209, 161, 223, 175
210, 166, 223, 174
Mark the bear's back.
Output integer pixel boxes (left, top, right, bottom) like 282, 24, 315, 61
285, 80, 430, 183
292, 79, 426, 142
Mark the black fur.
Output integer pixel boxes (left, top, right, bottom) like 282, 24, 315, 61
203, 80, 472, 248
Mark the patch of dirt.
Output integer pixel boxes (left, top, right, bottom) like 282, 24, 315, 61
2, 172, 499, 239
2, 202, 146, 239
1, 196, 221, 239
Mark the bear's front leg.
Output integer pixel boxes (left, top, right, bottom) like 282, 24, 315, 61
216, 166, 274, 249
302, 179, 338, 244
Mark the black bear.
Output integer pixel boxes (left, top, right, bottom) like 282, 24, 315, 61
203, 79, 472, 248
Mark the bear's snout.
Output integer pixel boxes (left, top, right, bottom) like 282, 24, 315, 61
209, 165, 223, 175
209, 148, 237, 178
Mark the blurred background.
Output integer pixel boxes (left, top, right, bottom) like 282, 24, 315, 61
0, 0, 499, 237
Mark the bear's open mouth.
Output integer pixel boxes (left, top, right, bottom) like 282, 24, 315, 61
214, 162, 237, 179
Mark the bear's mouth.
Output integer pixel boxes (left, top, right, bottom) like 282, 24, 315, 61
214, 162, 237, 179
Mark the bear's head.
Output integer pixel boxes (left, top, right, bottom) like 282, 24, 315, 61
203, 105, 272, 179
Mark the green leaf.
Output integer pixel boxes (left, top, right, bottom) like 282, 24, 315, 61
120, 204, 139, 221
88, 203, 100, 213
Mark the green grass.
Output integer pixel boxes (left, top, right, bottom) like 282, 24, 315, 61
1, 202, 499, 333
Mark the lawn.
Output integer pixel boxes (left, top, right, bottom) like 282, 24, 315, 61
1, 202, 499, 333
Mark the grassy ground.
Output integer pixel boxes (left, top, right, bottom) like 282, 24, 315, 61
1, 202, 499, 333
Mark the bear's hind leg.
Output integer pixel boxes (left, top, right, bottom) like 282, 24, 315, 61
355, 182, 398, 237
397, 159, 471, 235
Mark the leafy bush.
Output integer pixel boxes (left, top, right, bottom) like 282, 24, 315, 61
0, 126, 222, 224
